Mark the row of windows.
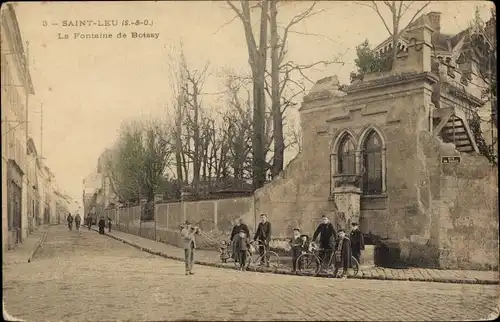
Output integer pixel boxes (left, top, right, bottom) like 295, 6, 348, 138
335, 130, 384, 195
1, 56, 26, 119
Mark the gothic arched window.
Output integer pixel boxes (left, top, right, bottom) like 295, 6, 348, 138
362, 131, 383, 194
337, 135, 356, 175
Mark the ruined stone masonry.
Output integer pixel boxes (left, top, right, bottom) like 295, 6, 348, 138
254, 13, 498, 270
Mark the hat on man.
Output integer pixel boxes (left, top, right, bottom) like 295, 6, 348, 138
351, 222, 358, 226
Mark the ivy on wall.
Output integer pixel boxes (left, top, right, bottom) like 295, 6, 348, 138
469, 113, 497, 165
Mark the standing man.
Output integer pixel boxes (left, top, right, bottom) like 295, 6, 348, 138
74, 213, 81, 231
254, 213, 271, 267
98, 216, 106, 234
180, 221, 199, 275
312, 215, 337, 271
349, 222, 364, 263
86, 214, 92, 230
66, 213, 73, 231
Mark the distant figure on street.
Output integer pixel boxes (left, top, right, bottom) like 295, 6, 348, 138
254, 214, 271, 266
349, 222, 364, 263
235, 230, 251, 271
75, 213, 81, 230
86, 214, 92, 230
180, 221, 199, 275
107, 217, 112, 232
230, 218, 250, 263
98, 216, 105, 234
333, 230, 351, 278
312, 215, 337, 271
67, 213, 73, 231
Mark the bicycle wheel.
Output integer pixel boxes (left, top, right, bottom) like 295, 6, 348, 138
350, 256, 359, 276
296, 253, 321, 276
266, 251, 280, 271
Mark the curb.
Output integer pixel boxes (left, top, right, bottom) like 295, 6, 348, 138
28, 230, 48, 263
100, 231, 500, 285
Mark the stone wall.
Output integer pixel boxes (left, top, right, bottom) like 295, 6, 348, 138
422, 134, 499, 270
107, 196, 255, 250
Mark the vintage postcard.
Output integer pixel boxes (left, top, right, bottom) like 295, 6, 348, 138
2, 1, 498, 321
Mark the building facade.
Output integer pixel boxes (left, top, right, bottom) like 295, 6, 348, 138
255, 13, 498, 270
1, 3, 35, 251
26, 137, 41, 233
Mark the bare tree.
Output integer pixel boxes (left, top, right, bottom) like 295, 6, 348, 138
227, 0, 269, 190
356, 1, 431, 66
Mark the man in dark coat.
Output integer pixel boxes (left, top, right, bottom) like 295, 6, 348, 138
230, 218, 250, 263
67, 213, 73, 231
86, 214, 92, 230
349, 222, 364, 263
333, 229, 352, 278
98, 216, 106, 234
312, 215, 337, 270
254, 213, 271, 266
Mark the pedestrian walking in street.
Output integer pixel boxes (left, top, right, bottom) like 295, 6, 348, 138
289, 228, 303, 273
312, 215, 337, 272
333, 230, 351, 279
180, 221, 199, 275
349, 222, 364, 263
67, 213, 73, 231
219, 240, 230, 263
253, 213, 271, 267
107, 217, 112, 232
86, 214, 92, 230
75, 213, 81, 231
98, 216, 106, 234
230, 218, 250, 264
235, 230, 251, 271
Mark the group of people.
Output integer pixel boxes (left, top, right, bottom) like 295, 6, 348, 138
182, 213, 365, 278
66, 212, 112, 235
66, 213, 81, 231
226, 214, 271, 271
305, 215, 365, 278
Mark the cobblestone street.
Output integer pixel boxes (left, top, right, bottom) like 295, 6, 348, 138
3, 226, 499, 321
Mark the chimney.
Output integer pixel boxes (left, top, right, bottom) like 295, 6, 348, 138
427, 12, 441, 33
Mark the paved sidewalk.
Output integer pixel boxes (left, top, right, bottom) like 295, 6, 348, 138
3, 226, 48, 265
97, 228, 499, 285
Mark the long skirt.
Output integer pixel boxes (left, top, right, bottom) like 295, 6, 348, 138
231, 235, 241, 262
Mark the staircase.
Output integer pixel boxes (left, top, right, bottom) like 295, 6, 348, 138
432, 107, 478, 153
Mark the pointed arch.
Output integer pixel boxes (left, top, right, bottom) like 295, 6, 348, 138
330, 129, 358, 188
357, 125, 387, 195
331, 128, 357, 153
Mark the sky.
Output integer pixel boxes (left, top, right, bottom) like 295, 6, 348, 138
13, 0, 494, 206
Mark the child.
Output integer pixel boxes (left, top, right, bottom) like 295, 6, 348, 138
107, 217, 112, 232
235, 230, 251, 271
300, 234, 310, 253
219, 240, 230, 263
289, 228, 303, 273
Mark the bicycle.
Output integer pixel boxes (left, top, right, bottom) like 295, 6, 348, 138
243, 239, 280, 271
295, 242, 359, 277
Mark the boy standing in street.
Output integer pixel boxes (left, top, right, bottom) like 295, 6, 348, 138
349, 222, 364, 263
289, 228, 303, 273
333, 230, 352, 279
236, 230, 251, 271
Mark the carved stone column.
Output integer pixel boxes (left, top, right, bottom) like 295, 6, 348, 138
332, 176, 361, 231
